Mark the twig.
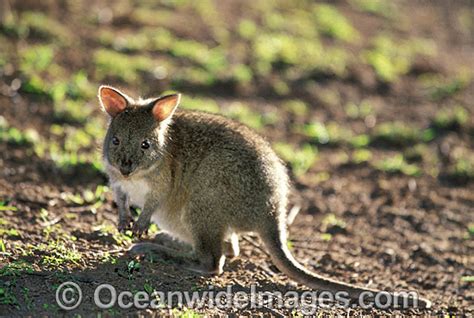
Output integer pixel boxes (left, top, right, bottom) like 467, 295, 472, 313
242, 235, 270, 257
287, 204, 301, 226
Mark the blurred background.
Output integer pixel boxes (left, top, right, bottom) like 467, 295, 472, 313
0, 0, 473, 315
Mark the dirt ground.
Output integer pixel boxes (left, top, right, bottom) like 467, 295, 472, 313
0, 0, 473, 316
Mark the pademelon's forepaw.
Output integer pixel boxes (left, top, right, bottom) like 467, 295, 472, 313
131, 217, 150, 237
118, 216, 133, 233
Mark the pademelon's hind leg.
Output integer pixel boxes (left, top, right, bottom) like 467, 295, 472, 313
223, 232, 239, 260
153, 231, 193, 253
185, 231, 226, 275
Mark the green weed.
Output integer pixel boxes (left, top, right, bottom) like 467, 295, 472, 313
372, 122, 428, 146
94, 223, 133, 247
20, 45, 54, 74
0, 116, 39, 146
349, 0, 396, 19
0, 200, 18, 212
363, 35, 435, 82
374, 154, 421, 176
433, 106, 469, 130
321, 214, 346, 233
313, 4, 359, 43
93, 49, 154, 82
447, 156, 474, 181
300, 121, 353, 146
180, 96, 220, 113
404, 144, 430, 162
421, 71, 472, 101
0, 261, 34, 277
461, 276, 474, 283
283, 100, 308, 117
2, 11, 70, 42
224, 102, 277, 131
252, 32, 349, 78
0, 282, 18, 307
350, 134, 371, 148
351, 148, 372, 164
172, 308, 203, 318
273, 142, 318, 176
345, 100, 374, 119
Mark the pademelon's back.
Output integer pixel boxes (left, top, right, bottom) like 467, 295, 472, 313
166, 109, 290, 227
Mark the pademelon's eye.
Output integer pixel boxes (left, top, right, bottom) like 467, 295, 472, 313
141, 140, 150, 149
112, 136, 120, 146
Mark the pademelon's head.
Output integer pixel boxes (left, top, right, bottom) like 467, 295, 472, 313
98, 85, 180, 177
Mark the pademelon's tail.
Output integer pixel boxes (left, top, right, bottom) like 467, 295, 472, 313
259, 227, 432, 309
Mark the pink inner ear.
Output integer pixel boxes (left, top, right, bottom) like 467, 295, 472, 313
152, 94, 180, 122
100, 87, 127, 117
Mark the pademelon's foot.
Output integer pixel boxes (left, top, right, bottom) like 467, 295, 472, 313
153, 232, 193, 252
118, 215, 133, 233
131, 216, 151, 237
128, 242, 175, 256
184, 254, 226, 276
223, 234, 240, 260
128, 242, 193, 264
184, 262, 222, 276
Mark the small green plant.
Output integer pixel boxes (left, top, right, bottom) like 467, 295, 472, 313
461, 276, 474, 283
372, 122, 426, 146
349, 0, 396, 19
0, 116, 39, 146
94, 223, 133, 247
273, 142, 318, 176
300, 121, 353, 146
424, 72, 472, 101
126, 260, 141, 279
351, 149, 372, 164
0, 228, 20, 238
94, 49, 155, 82
374, 154, 421, 176
0, 261, 34, 277
3, 11, 70, 42
345, 100, 374, 119
238, 19, 258, 39
283, 100, 308, 117
363, 35, 435, 82
321, 214, 346, 233
179, 95, 220, 113
0, 200, 18, 212
224, 102, 277, 131
172, 308, 203, 318
313, 4, 359, 43
447, 156, 474, 181
19, 45, 55, 74
467, 223, 474, 238
0, 239, 5, 253
350, 134, 371, 148
252, 32, 349, 78
0, 283, 19, 307
433, 106, 469, 130
321, 233, 332, 241
404, 144, 429, 162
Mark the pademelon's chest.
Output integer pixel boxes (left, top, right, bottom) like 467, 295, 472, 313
116, 178, 150, 208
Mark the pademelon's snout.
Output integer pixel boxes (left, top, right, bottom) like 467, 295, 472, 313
119, 158, 134, 176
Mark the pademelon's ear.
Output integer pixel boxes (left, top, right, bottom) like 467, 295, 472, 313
151, 94, 181, 122
98, 85, 128, 117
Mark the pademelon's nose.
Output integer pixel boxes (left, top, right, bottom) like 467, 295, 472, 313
119, 159, 133, 176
